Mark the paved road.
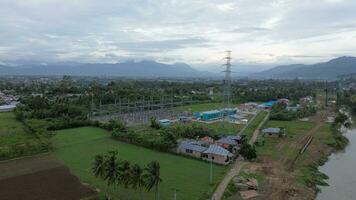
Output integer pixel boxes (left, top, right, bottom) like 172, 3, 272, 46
211, 111, 269, 200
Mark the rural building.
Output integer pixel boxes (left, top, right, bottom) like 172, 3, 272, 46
278, 98, 290, 105
300, 96, 313, 104
179, 116, 192, 123
177, 140, 208, 158
262, 128, 282, 137
286, 104, 301, 112
229, 114, 248, 124
221, 108, 237, 116
200, 136, 214, 144
216, 137, 237, 149
258, 100, 278, 110
202, 144, 233, 165
201, 110, 223, 121
158, 119, 171, 127
238, 103, 256, 112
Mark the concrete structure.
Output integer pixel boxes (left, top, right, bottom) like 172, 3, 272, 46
262, 128, 282, 137
158, 119, 171, 127
0, 104, 17, 112
179, 116, 192, 123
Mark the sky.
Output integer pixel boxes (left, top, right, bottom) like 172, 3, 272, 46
1, 0, 356, 71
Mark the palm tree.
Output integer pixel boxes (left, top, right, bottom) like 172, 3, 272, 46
130, 164, 145, 199
118, 160, 131, 188
92, 154, 106, 179
144, 161, 162, 200
104, 151, 121, 186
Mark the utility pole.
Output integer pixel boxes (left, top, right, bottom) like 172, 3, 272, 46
325, 81, 328, 107
210, 158, 213, 184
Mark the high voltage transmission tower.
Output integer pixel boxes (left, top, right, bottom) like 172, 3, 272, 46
222, 50, 232, 107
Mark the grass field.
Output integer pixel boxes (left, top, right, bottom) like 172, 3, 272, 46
243, 111, 268, 140
53, 127, 228, 200
256, 120, 314, 160
0, 112, 34, 146
174, 103, 233, 113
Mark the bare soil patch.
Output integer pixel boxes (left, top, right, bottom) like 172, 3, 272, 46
0, 154, 97, 200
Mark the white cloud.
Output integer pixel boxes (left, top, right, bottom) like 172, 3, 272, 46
0, 0, 355, 68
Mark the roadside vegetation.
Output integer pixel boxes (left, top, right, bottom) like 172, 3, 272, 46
243, 110, 268, 140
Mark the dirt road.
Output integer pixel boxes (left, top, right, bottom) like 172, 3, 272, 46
211, 111, 269, 200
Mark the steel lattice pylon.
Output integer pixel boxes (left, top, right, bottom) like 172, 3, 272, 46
223, 50, 232, 107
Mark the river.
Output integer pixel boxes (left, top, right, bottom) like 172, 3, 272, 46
316, 128, 356, 200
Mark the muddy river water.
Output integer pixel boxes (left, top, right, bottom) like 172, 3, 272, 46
316, 128, 356, 200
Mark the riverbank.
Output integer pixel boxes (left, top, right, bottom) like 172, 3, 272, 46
225, 109, 350, 200
316, 128, 356, 200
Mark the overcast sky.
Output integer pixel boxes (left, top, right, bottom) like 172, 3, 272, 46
1, 0, 356, 70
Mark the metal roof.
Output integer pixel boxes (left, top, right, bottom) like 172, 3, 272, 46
226, 135, 242, 141
216, 137, 237, 145
204, 144, 231, 156
262, 128, 281, 134
179, 141, 207, 153
202, 110, 221, 115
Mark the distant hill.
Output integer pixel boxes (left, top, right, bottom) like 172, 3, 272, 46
252, 56, 356, 79
0, 60, 210, 77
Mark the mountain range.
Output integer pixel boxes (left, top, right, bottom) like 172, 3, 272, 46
0, 60, 209, 77
252, 56, 356, 79
1, 56, 356, 79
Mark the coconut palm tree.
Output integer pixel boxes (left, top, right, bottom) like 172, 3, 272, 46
130, 164, 145, 199
144, 161, 162, 200
92, 154, 106, 179
118, 160, 131, 188
103, 151, 121, 186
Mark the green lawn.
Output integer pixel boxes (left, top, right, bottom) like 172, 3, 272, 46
53, 127, 228, 200
256, 120, 314, 160
0, 112, 34, 146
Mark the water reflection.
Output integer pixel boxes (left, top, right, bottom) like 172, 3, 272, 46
317, 129, 356, 200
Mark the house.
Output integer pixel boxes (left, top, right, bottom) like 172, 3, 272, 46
300, 96, 313, 104
200, 136, 214, 144
177, 140, 208, 158
202, 144, 234, 165
216, 137, 237, 149
278, 98, 290, 105
216, 135, 242, 153
158, 119, 171, 127
262, 128, 282, 137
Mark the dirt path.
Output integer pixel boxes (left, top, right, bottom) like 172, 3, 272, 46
249, 111, 270, 145
279, 111, 326, 166
211, 160, 246, 200
211, 111, 269, 200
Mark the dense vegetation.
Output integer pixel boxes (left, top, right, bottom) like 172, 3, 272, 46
270, 103, 317, 121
